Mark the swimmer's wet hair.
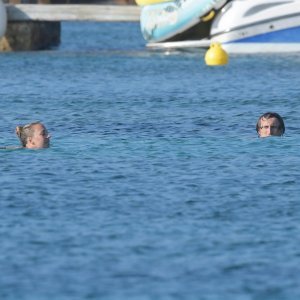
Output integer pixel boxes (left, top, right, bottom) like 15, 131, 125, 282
256, 112, 285, 134
15, 121, 42, 147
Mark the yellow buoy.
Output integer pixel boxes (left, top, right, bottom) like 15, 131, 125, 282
204, 42, 228, 66
135, 0, 170, 6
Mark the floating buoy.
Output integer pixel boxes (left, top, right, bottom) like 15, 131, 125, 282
204, 42, 228, 66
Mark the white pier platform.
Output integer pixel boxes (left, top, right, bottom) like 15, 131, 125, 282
6, 4, 141, 22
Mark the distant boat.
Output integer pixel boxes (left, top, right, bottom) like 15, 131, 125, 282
141, 0, 300, 53
0, 0, 7, 39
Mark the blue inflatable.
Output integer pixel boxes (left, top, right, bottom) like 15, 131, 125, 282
141, 0, 226, 43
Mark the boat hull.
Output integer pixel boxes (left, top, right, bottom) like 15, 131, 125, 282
221, 26, 300, 53
146, 0, 300, 53
211, 0, 300, 52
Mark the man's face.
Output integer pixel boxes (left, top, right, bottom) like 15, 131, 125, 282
258, 117, 283, 137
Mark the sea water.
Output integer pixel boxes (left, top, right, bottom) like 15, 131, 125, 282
1, 22, 300, 300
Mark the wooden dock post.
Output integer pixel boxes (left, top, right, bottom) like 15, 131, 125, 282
0, 21, 60, 51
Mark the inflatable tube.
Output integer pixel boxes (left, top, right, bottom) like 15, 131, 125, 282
140, 0, 227, 43
0, 0, 7, 38
135, 0, 171, 6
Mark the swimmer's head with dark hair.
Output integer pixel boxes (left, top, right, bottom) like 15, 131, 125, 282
256, 112, 285, 138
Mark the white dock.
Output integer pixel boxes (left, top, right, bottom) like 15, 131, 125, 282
6, 4, 141, 22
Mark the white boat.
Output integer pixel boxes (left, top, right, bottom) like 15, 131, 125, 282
147, 0, 300, 53
0, 0, 7, 39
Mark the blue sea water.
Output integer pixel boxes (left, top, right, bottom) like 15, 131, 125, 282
1, 22, 300, 300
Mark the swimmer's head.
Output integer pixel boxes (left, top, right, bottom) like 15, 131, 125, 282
256, 112, 285, 138
16, 122, 50, 149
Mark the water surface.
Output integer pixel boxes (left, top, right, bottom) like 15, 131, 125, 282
1, 22, 300, 300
